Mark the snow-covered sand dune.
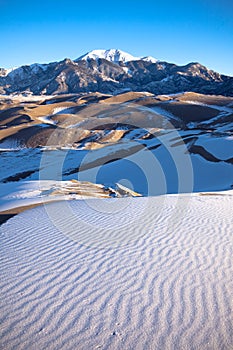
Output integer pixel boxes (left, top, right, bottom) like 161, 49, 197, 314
1, 193, 233, 349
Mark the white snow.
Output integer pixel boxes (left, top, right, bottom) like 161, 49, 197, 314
141, 56, 158, 63
0, 180, 105, 212
184, 100, 233, 114
52, 107, 76, 115
1, 49, 158, 79
37, 116, 57, 125
122, 67, 132, 75
195, 135, 233, 159
0, 139, 24, 151
161, 75, 174, 82
3, 63, 48, 78
1, 125, 232, 197
151, 106, 180, 121
77, 49, 157, 64
1, 67, 18, 76
0, 93, 49, 102
0, 192, 233, 349
30, 63, 48, 74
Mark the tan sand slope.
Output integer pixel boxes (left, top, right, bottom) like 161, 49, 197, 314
0, 194, 233, 349
176, 92, 233, 106
1, 91, 233, 149
0, 180, 142, 225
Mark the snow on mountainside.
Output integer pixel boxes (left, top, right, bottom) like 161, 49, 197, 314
6, 63, 48, 79
141, 56, 158, 63
0, 48, 233, 96
76, 49, 157, 63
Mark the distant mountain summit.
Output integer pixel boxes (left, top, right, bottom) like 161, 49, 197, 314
0, 49, 232, 96
76, 48, 157, 64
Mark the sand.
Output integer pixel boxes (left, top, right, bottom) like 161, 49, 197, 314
0, 193, 233, 350
0, 180, 142, 226
1, 91, 233, 151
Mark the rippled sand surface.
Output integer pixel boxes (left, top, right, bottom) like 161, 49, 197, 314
1, 194, 233, 349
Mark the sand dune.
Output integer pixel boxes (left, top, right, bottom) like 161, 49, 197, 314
156, 102, 220, 122
0, 193, 233, 349
100, 91, 154, 104
176, 92, 233, 106
1, 92, 233, 150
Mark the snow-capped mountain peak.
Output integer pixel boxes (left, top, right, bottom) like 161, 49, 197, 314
0, 49, 231, 96
76, 49, 139, 63
141, 56, 158, 64
76, 49, 157, 64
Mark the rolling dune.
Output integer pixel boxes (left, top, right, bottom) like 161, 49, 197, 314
0, 193, 233, 349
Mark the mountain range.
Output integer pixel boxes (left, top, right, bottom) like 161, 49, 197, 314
0, 49, 232, 96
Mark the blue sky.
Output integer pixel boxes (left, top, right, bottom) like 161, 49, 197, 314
1, 0, 233, 76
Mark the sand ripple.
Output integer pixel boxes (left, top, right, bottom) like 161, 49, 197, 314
0, 195, 233, 349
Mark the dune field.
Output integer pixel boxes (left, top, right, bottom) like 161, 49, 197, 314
1, 91, 233, 349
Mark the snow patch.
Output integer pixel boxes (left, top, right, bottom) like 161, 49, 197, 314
77, 49, 157, 64
141, 56, 158, 63
37, 116, 57, 126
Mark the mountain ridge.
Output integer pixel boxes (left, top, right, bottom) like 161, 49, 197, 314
0, 49, 232, 96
